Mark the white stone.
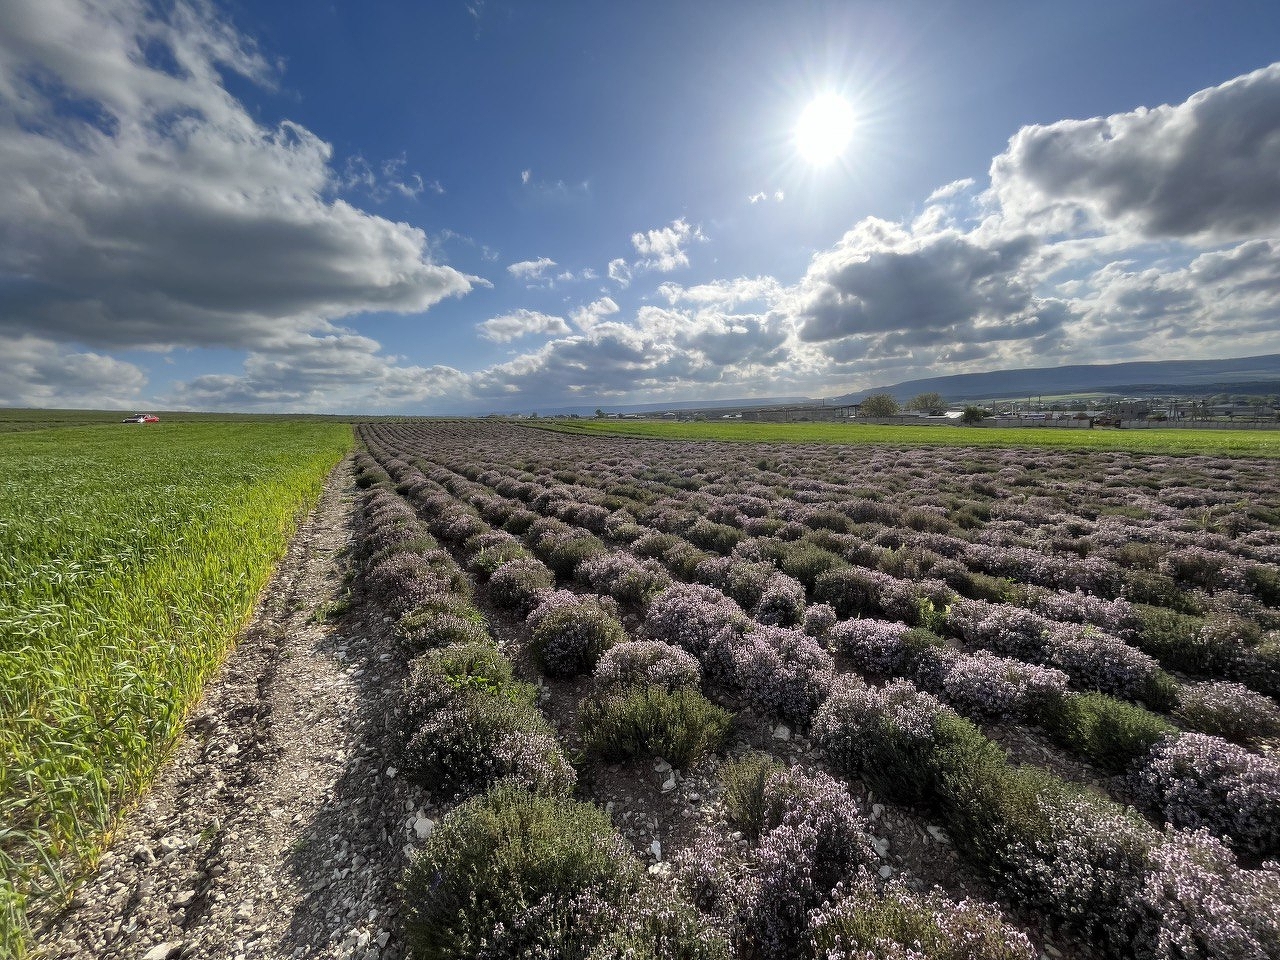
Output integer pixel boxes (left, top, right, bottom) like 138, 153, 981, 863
385, 766, 398, 778
143, 945, 178, 960
878, 865, 894, 879
661, 773, 677, 793
926, 825, 950, 844
871, 803, 884, 819
873, 837, 890, 858
413, 815, 435, 840
654, 758, 672, 773
650, 840, 662, 861
772, 724, 791, 741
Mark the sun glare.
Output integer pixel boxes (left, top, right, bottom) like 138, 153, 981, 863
795, 93, 856, 166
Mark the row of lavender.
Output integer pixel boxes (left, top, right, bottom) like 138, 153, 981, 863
376, 421, 1280, 689
389, 434, 1280, 862
351, 453, 1042, 959
358, 427, 1280, 960
363, 423, 1280, 836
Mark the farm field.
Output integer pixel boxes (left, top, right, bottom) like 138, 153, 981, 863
0, 420, 351, 952
544, 416, 1280, 456
340, 420, 1280, 959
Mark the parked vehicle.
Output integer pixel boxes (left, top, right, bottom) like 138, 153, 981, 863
121, 414, 160, 423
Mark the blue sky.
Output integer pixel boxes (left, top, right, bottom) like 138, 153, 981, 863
3, 0, 1280, 413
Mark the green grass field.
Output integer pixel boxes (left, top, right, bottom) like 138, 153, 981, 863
541, 418, 1280, 456
0, 419, 352, 952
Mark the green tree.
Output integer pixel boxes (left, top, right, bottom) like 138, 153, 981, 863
860, 393, 899, 417
906, 392, 946, 414
961, 406, 988, 424
595, 408, 605, 418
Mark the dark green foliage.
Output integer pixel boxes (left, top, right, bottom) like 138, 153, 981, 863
579, 685, 732, 768
1124, 570, 1202, 613
664, 540, 714, 581
719, 752, 787, 842
1132, 605, 1218, 674
686, 519, 743, 554
402, 785, 642, 960
633, 531, 682, 560
1033, 690, 1177, 773
778, 543, 846, 592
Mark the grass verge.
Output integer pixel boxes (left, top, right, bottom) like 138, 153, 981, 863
0, 420, 352, 953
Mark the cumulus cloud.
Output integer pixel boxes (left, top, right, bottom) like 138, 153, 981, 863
991, 62, 1280, 241
507, 257, 557, 280
658, 277, 785, 310
0, 336, 148, 408
926, 178, 975, 203
607, 257, 632, 288
477, 309, 571, 342
793, 217, 1066, 358
0, 0, 474, 354
167, 331, 471, 413
631, 218, 704, 272
570, 297, 620, 332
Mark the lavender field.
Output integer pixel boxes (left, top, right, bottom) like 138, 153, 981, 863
354, 420, 1280, 960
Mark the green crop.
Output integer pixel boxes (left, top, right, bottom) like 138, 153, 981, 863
0, 420, 351, 953
541, 418, 1280, 457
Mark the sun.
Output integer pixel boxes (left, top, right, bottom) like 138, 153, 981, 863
795, 93, 856, 166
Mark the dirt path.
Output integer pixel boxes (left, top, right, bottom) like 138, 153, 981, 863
39, 457, 428, 960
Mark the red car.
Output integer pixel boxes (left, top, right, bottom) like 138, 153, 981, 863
121, 414, 160, 423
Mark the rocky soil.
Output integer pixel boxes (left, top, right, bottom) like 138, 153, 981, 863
39, 458, 433, 960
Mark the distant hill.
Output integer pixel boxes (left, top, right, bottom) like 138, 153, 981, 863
829, 355, 1280, 405
501, 396, 810, 418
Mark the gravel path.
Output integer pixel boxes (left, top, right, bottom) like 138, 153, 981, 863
39, 458, 429, 960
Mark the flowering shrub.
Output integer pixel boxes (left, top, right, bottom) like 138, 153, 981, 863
1132, 733, 1280, 858
671, 828, 750, 925
738, 768, 876, 960
593, 640, 702, 692
528, 592, 625, 677
733, 626, 835, 725
645, 583, 751, 667
809, 873, 1037, 960
487, 557, 555, 615
365, 553, 454, 619
755, 573, 807, 627
399, 646, 574, 800
813, 566, 895, 620
578, 551, 672, 608
941, 651, 1070, 721
1042, 623, 1166, 703
826, 619, 910, 676
802, 602, 837, 639
398, 594, 491, 653
1175, 680, 1280, 746
402, 784, 639, 960
945, 600, 1051, 661
1130, 828, 1280, 960
812, 678, 951, 804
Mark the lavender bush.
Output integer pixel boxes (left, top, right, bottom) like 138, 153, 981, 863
1132, 733, 1280, 859
593, 640, 702, 692
527, 592, 625, 677
733, 626, 835, 726
1175, 680, 1280, 747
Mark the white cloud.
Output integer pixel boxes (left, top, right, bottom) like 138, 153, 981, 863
990, 62, 1280, 242
0, 336, 147, 408
166, 331, 471, 413
521, 169, 532, 184
507, 257, 557, 280
0, 0, 474, 354
748, 190, 785, 204
631, 218, 705, 272
607, 257, 632, 288
926, 178, 975, 203
477, 309, 572, 342
570, 297, 620, 332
